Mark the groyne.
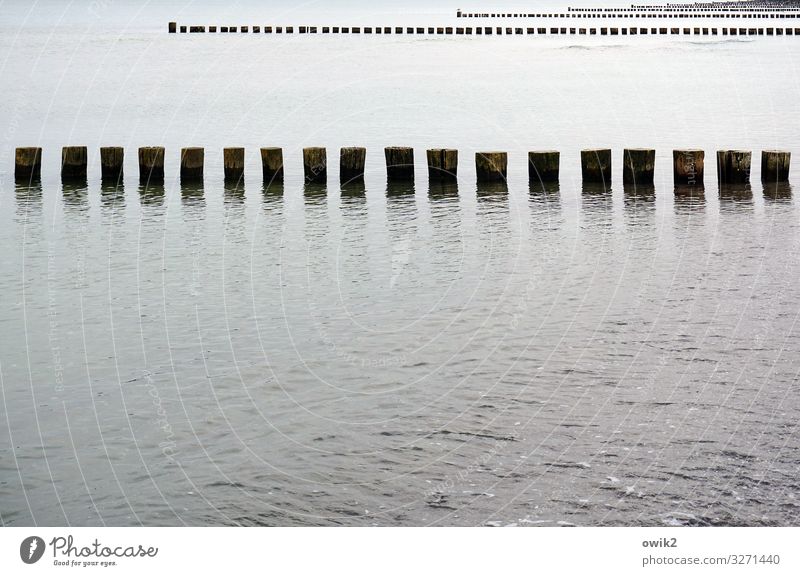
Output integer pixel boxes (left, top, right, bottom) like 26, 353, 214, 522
13, 146, 791, 186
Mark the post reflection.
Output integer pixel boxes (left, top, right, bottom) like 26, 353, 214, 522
14, 181, 43, 218
261, 182, 284, 206
428, 181, 459, 200
223, 182, 245, 204
581, 182, 612, 212
303, 182, 328, 205
100, 182, 125, 210
623, 183, 655, 212
138, 183, 165, 206
476, 180, 509, 199
673, 185, 705, 212
529, 180, 560, 195
623, 182, 655, 200
180, 182, 205, 206
386, 181, 415, 199
718, 183, 753, 208
340, 181, 366, 198
762, 181, 792, 202
528, 181, 560, 217
62, 182, 89, 210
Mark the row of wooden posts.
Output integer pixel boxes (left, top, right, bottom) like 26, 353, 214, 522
12, 146, 792, 186
456, 10, 800, 18
168, 22, 800, 37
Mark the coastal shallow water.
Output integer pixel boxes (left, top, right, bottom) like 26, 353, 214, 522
1, 1, 799, 526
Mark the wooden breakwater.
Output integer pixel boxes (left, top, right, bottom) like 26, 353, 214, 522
167, 21, 800, 37
13, 146, 791, 187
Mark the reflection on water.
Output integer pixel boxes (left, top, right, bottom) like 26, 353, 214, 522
223, 182, 246, 204
674, 185, 706, 212
138, 183, 165, 205
428, 181, 459, 199
385, 182, 415, 198
476, 181, 509, 198
529, 181, 560, 196
623, 182, 655, 200
762, 181, 792, 202
100, 182, 125, 209
582, 182, 612, 195
14, 182, 42, 219
528, 182, 560, 222
581, 183, 612, 215
262, 182, 284, 204
304, 182, 328, 204
180, 182, 205, 205
62, 182, 89, 209
340, 181, 366, 198
718, 183, 753, 209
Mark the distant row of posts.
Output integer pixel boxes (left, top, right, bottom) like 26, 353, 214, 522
168, 21, 800, 37
13, 146, 792, 185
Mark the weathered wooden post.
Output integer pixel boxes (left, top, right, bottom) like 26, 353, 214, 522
717, 150, 751, 184
260, 147, 284, 182
384, 147, 414, 180
61, 146, 88, 182
581, 148, 611, 184
427, 149, 458, 181
223, 147, 245, 182
303, 147, 327, 183
14, 147, 42, 181
340, 147, 366, 184
138, 147, 165, 183
475, 151, 507, 182
100, 147, 124, 182
761, 150, 791, 182
528, 151, 559, 183
622, 148, 655, 185
180, 147, 204, 182
673, 149, 704, 185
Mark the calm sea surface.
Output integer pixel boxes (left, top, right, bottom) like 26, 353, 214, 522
1, 1, 800, 526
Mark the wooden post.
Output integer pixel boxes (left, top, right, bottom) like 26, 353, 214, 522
717, 150, 751, 184
427, 149, 458, 181
622, 148, 655, 185
260, 147, 284, 183
384, 147, 414, 181
169, 22, 177, 33
475, 152, 507, 182
340, 147, 366, 184
61, 146, 88, 182
180, 147, 204, 182
14, 147, 42, 181
581, 148, 611, 184
139, 147, 165, 184
761, 150, 791, 182
303, 147, 327, 183
100, 147, 124, 182
673, 149, 704, 185
528, 151, 559, 183
223, 147, 245, 182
